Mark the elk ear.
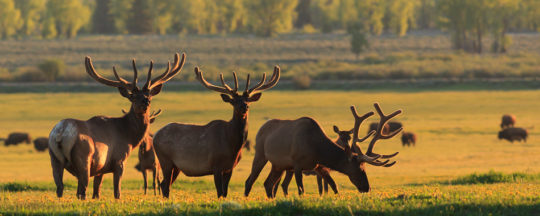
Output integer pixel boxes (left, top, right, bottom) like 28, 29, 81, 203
221, 94, 233, 103
247, 93, 262, 102
333, 125, 340, 134
149, 117, 156, 124
118, 87, 131, 99
149, 84, 163, 96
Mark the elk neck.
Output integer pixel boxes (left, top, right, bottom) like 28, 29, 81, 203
123, 107, 150, 148
229, 108, 249, 154
316, 138, 353, 175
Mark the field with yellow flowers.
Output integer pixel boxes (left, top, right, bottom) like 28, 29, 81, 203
1, 90, 539, 215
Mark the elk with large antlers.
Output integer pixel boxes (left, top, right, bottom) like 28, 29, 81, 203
154, 66, 280, 198
48, 53, 185, 200
244, 103, 402, 198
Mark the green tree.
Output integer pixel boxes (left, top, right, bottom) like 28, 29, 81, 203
109, 0, 133, 34
386, 0, 418, 37
92, 0, 116, 34
14, 0, 45, 37
310, 0, 340, 33
356, 0, 386, 35
171, 0, 208, 34
38, 59, 65, 82
488, 0, 520, 53
348, 22, 369, 60
127, 0, 154, 34
294, 0, 312, 28
245, 0, 298, 37
45, 0, 91, 38
0, 0, 22, 39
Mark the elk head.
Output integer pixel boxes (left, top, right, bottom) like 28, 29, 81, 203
343, 103, 402, 192
332, 125, 353, 148
194, 66, 280, 118
85, 53, 186, 115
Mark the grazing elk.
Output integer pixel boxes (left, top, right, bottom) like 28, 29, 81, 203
244, 103, 402, 198
500, 114, 516, 129
48, 53, 185, 200
498, 127, 527, 143
33, 137, 49, 152
126, 109, 162, 195
277, 125, 352, 196
5, 132, 31, 146
154, 66, 280, 198
401, 132, 416, 147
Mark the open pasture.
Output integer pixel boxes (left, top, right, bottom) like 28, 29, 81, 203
1, 90, 539, 215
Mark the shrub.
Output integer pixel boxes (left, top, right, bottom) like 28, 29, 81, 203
293, 73, 311, 89
38, 59, 65, 82
14, 67, 47, 82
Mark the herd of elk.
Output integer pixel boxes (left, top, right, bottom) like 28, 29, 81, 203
244, 103, 402, 198
153, 66, 280, 198
48, 53, 185, 199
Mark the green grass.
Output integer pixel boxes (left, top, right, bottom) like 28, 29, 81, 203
1, 90, 540, 215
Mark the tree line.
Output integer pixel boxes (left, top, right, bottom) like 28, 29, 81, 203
1, 0, 539, 53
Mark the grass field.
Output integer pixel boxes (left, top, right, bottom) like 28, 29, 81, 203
0, 89, 539, 215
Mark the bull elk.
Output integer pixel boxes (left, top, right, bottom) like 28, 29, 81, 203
244, 103, 402, 198
154, 66, 280, 198
277, 126, 353, 196
48, 53, 185, 200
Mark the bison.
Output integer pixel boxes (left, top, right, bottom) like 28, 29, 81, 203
33, 137, 49, 152
401, 132, 416, 147
500, 114, 516, 129
368, 121, 402, 135
5, 132, 31, 146
498, 127, 527, 143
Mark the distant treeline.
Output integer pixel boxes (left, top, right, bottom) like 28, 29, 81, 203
0, 0, 539, 52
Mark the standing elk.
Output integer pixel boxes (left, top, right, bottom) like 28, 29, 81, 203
244, 103, 402, 198
126, 109, 163, 195
498, 127, 527, 142
277, 125, 353, 196
401, 132, 416, 147
500, 114, 516, 129
154, 66, 280, 198
33, 137, 49, 152
48, 53, 185, 200
5, 132, 31, 146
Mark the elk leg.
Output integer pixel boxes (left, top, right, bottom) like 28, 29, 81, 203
222, 171, 233, 197
280, 170, 294, 196
171, 168, 180, 184
213, 170, 224, 198
320, 173, 338, 194
152, 167, 157, 195
324, 180, 329, 194
141, 169, 148, 195
244, 153, 268, 196
50, 151, 64, 198
113, 163, 124, 199
316, 174, 323, 195
272, 174, 282, 197
159, 160, 174, 198
263, 168, 284, 198
92, 174, 104, 199
294, 168, 304, 196
74, 157, 90, 200
156, 167, 161, 195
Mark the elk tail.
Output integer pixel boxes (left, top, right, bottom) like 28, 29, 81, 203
48, 120, 78, 164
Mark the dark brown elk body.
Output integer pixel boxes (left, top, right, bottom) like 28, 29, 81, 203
278, 125, 352, 196
48, 53, 184, 200
154, 66, 280, 198
401, 132, 416, 146
5, 132, 31, 146
33, 137, 49, 151
498, 127, 527, 142
244, 103, 402, 198
500, 114, 516, 129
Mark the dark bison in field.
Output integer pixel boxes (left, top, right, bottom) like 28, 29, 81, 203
401, 132, 416, 147
33, 137, 49, 152
4, 132, 31, 146
368, 121, 402, 135
498, 127, 527, 142
500, 114, 516, 129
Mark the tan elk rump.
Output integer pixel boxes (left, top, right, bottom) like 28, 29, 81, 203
48, 53, 185, 200
154, 66, 280, 198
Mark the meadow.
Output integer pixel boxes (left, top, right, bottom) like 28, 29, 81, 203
0, 89, 539, 215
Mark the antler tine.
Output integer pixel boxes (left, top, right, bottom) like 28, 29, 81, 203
149, 53, 186, 90
150, 109, 162, 118
85, 56, 124, 88
112, 66, 132, 90
248, 65, 280, 94
246, 73, 266, 94
121, 109, 128, 114
366, 103, 402, 159
350, 105, 375, 155
195, 67, 232, 94
143, 61, 154, 90
219, 74, 234, 93
232, 72, 239, 92
132, 60, 138, 88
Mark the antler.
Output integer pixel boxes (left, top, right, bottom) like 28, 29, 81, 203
85, 57, 135, 90
245, 66, 280, 95
195, 67, 236, 95
350, 105, 375, 155
146, 53, 186, 90
364, 103, 402, 167
149, 109, 162, 120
